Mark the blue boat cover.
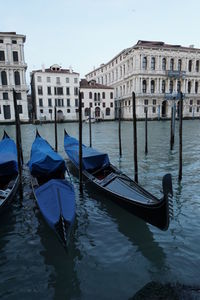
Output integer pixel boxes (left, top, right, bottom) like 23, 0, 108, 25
35, 179, 75, 229
64, 134, 110, 171
0, 135, 18, 177
28, 136, 66, 176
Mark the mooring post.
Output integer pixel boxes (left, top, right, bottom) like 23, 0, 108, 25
54, 106, 58, 152
13, 89, 23, 191
89, 106, 92, 147
170, 106, 174, 150
118, 101, 122, 157
179, 92, 183, 181
79, 90, 83, 193
145, 107, 148, 155
132, 92, 138, 183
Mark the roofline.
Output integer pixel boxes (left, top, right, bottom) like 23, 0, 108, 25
0, 32, 26, 42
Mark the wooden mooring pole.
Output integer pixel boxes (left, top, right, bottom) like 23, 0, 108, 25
145, 108, 148, 155
179, 92, 183, 181
13, 89, 23, 191
170, 101, 176, 150
89, 106, 92, 147
132, 92, 138, 183
79, 91, 83, 193
118, 101, 122, 157
54, 106, 58, 152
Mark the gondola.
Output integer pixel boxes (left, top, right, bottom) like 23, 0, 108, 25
28, 131, 75, 246
0, 131, 19, 213
64, 130, 173, 231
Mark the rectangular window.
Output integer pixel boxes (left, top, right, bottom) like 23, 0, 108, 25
67, 99, 70, 107
152, 106, 156, 113
12, 40, 17, 44
75, 99, 78, 107
74, 78, 78, 84
38, 86, 43, 95
197, 100, 200, 105
0, 105, 1, 113
0, 51, 5, 61
190, 100, 193, 105
47, 77, 51, 83
48, 99, 52, 107
66, 77, 69, 83
144, 99, 148, 105
153, 99, 157, 105
40, 109, 43, 113
189, 107, 192, 113
197, 106, 199, 112
39, 98, 43, 107
110, 102, 113, 107
90, 102, 93, 107
13, 51, 19, 62
37, 76, 42, 82
47, 87, 51, 95
16, 92, 21, 100
67, 109, 71, 113
49, 109, 52, 114
66, 87, 70, 95
55, 99, 58, 106
17, 105, 23, 114
103, 102, 105, 107
57, 87, 63, 95
56, 77, 60, 84
3, 92, 8, 100
74, 87, 78, 95
0, 39, 3, 43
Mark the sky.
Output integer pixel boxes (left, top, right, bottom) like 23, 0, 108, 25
1, 0, 200, 84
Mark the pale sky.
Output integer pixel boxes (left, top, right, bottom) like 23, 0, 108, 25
1, 0, 200, 83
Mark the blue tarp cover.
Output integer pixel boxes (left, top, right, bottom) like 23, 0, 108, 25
35, 179, 75, 229
0, 135, 18, 177
28, 136, 66, 176
64, 134, 110, 171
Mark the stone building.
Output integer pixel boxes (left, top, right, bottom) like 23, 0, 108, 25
0, 32, 29, 122
80, 79, 115, 121
86, 40, 200, 119
30, 64, 80, 121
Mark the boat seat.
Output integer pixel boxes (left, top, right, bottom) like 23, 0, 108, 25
0, 189, 10, 199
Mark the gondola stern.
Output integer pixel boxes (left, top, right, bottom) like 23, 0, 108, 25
3, 130, 9, 139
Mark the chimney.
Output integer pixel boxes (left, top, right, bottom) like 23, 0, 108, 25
41, 64, 45, 72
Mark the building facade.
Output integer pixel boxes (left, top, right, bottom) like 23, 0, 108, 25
30, 64, 80, 121
0, 32, 29, 122
86, 40, 200, 119
80, 79, 115, 121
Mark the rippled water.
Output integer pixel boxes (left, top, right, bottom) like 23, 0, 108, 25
0, 120, 200, 299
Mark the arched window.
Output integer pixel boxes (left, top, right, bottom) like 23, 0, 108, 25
151, 80, 155, 93
102, 92, 105, 99
142, 80, 147, 93
177, 81, 181, 93
89, 92, 92, 99
110, 92, 113, 99
162, 58, 166, 70
1, 71, 7, 85
95, 107, 100, 117
94, 93, 97, 101
143, 57, 147, 70
188, 60, 192, 72
151, 57, 155, 70
162, 80, 166, 93
85, 107, 89, 116
169, 80, 173, 93
195, 81, 198, 94
106, 107, 110, 116
170, 59, 174, 71
98, 93, 100, 101
14, 71, 20, 85
196, 60, 199, 72
188, 81, 191, 93
178, 59, 182, 71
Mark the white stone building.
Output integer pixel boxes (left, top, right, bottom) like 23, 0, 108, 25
0, 32, 29, 122
80, 79, 115, 121
86, 40, 200, 119
30, 64, 80, 121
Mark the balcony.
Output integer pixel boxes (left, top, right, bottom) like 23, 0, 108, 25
166, 70, 186, 78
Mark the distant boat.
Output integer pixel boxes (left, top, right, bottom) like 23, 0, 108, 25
0, 131, 19, 213
64, 130, 173, 231
85, 117, 96, 123
28, 131, 75, 247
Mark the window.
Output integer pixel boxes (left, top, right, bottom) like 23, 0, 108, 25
57, 87, 63, 95
197, 100, 200, 105
152, 107, 156, 113
85, 108, 89, 116
48, 99, 52, 107
81, 92, 84, 99
103, 102, 105, 107
190, 99, 193, 105
169, 80, 173, 93
75, 99, 78, 107
170, 59, 174, 71
98, 93, 100, 101
162, 58, 166, 70
13, 51, 18, 62
3, 92, 8, 100
102, 92, 105, 99
1, 71, 7, 85
177, 81, 181, 93
17, 105, 23, 114
16, 92, 21, 100
151, 57, 155, 70
144, 99, 148, 105
14, 71, 20, 85
56, 77, 60, 84
142, 80, 147, 93
0, 39, 3, 43
94, 93, 97, 101
67, 109, 71, 113
106, 108, 110, 116
47, 77, 51, 83
67, 99, 70, 107
47, 87, 51, 95
153, 99, 156, 105
189, 107, 192, 113
74, 78, 78, 83
40, 109, 43, 113
151, 80, 155, 93
143, 57, 147, 70
39, 99, 43, 107
89, 102, 92, 107
188, 81, 191, 93
38, 86, 43, 95
12, 40, 17, 44
110, 92, 113, 99
196, 61, 199, 72
89, 92, 92, 99
3, 105, 11, 119
49, 109, 52, 114
178, 59, 182, 71
110, 102, 113, 107
74, 87, 78, 96
66, 87, 70, 95
0, 51, 5, 61
66, 78, 69, 83
188, 60, 192, 72
162, 80, 166, 93
0, 105, 1, 113
195, 81, 198, 93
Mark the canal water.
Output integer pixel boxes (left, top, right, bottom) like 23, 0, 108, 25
0, 120, 200, 299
